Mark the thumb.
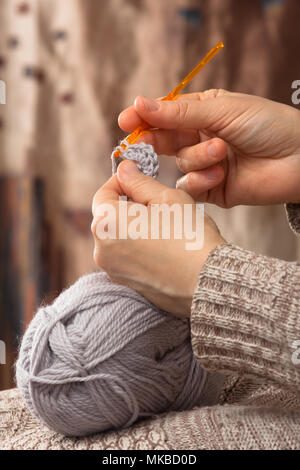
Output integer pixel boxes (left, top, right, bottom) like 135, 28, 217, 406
117, 160, 188, 205
134, 90, 247, 133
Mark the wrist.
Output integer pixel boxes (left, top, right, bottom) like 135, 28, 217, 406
183, 238, 226, 317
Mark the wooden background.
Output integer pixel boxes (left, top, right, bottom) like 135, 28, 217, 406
0, 177, 64, 389
1, 0, 300, 390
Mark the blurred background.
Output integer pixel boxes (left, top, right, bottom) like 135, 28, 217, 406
1, 0, 300, 391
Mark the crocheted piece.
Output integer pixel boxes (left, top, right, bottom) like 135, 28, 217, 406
111, 139, 159, 178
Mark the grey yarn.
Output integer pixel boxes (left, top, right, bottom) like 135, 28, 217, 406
16, 272, 207, 437
111, 139, 159, 178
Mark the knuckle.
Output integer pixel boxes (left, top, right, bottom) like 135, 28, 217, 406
176, 156, 185, 172
215, 88, 228, 97
177, 101, 189, 127
197, 88, 228, 101
178, 146, 199, 170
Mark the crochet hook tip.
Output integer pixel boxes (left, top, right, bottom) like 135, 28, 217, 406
114, 141, 128, 158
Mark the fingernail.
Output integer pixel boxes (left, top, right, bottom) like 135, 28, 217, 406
176, 174, 188, 190
207, 143, 217, 159
120, 160, 140, 175
134, 96, 160, 112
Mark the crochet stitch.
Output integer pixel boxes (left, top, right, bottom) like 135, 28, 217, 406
111, 140, 159, 178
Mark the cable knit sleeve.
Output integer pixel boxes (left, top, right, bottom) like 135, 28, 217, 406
190, 204, 300, 394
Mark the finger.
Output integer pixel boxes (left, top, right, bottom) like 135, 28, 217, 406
176, 166, 225, 198
132, 91, 245, 132
177, 138, 228, 172
116, 160, 191, 205
118, 90, 230, 132
92, 174, 123, 216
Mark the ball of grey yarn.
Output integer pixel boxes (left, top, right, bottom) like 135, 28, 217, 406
16, 272, 206, 437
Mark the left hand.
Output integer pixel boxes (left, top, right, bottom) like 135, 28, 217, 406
91, 160, 225, 318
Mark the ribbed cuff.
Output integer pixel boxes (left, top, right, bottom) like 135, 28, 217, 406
190, 243, 300, 391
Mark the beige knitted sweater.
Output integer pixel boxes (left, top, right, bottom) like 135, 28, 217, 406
1, 204, 300, 450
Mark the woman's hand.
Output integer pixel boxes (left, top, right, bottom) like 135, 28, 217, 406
119, 90, 300, 207
91, 160, 225, 318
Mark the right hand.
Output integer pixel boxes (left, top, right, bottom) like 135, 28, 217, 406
118, 90, 300, 207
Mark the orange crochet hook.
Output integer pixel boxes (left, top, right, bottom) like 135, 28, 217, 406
114, 40, 224, 158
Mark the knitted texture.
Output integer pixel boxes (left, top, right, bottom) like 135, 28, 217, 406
191, 242, 300, 392
3, 386, 300, 450
4, 204, 300, 449
15, 271, 206, 437
111, 140, 159, 177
